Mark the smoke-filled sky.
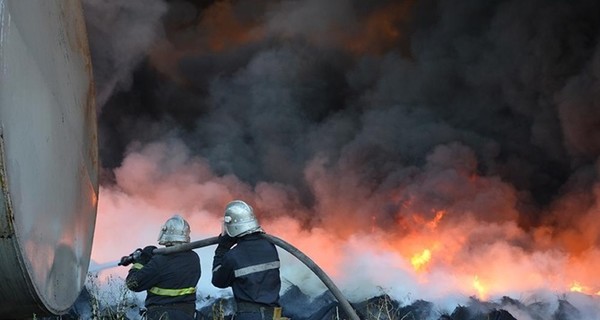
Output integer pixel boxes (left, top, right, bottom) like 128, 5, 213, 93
83, 0, 600, 311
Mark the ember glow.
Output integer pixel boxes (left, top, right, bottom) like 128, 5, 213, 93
84, 0, 600, 315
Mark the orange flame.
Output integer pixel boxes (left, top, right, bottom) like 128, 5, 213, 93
569, 281, 600, 295
472, 275, 488, 300
411, 249, 431, 272
93, 141, 600, 304
570, 281, 585, 293
427, 210, 445, 229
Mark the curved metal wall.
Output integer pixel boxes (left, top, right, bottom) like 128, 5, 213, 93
0, 0, 98, 317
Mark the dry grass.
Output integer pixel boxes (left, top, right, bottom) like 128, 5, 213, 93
85, 273, 139, 320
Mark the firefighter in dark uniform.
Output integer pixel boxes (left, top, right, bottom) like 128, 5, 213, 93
212, 200, 283, 320
121, 214, 201, 320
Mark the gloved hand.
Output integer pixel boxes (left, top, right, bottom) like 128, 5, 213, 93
118, 248, 142, 266
218, 233, 237, 250
118, 255, 134, 266
215, 233, 237, 256
136, 245, 157, 265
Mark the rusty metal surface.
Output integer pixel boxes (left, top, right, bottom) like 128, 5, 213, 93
0, 0, 98, 317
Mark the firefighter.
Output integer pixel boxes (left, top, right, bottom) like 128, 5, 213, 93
122, 214, 200, 320
211, 200, 283, 320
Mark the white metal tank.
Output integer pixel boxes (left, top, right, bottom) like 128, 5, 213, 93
0, 0, 98, 317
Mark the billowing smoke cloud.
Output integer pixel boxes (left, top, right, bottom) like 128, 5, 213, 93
85, 0, 600, 310
82, 0, 168, 108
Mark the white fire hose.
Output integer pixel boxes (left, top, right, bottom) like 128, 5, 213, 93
154, 234, 360, 320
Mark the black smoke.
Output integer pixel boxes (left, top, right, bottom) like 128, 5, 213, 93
83, 0, 600, 232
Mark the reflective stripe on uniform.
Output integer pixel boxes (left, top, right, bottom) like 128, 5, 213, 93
148, 286, 196, 296
234, 261, 280, 278
132, 263, 144, 270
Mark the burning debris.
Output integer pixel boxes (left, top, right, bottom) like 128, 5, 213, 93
81, 0, 600, 318
42, 284, 600, 320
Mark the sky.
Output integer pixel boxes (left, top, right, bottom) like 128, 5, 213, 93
82, 0, 600, 312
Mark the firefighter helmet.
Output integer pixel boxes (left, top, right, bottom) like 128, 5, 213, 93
158, 214, 191, 246
223, 200, 262, 237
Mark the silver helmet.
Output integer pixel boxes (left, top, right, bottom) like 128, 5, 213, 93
223, 200, 262, 237
158, 214, 191, 246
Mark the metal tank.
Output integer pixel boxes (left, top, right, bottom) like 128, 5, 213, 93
0, 0, 98, 318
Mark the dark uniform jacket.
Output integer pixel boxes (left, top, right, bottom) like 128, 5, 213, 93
212, 233, 281, 306
126, 250, 200, 317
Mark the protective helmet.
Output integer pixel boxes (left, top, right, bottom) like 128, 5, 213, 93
158, 214, 191, 246
223, 200, 262, 237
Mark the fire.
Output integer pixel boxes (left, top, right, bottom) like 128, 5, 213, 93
472, 275, 488, 300
426, 210, 445, 229
406, 209, 446, 232
410, 249, 431, 271
92, 141, 600, 309
569, 281, 600, 295
570, 282, 586, 293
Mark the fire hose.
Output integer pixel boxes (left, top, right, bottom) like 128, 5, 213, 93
152, 234, 360, 320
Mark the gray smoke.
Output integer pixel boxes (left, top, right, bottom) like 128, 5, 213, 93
82, 0, 168, 109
